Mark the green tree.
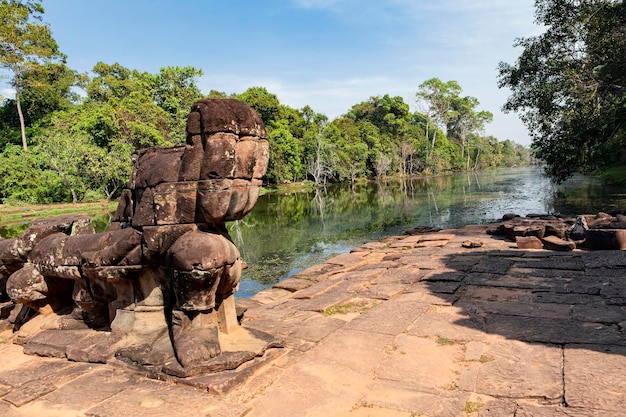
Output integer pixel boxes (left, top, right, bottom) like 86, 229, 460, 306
416, 78, 462, 157
0, 0, 62, 151
447, 96, 493, 170
146, 66, 204, 143
236, 87, 282, 126
498, 0, 626, 181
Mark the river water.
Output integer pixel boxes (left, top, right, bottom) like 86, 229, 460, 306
2, 167, 625, 296
231, 167, 626, 296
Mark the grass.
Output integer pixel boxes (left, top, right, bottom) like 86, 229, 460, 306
436, 337, 457, 346
464, 401, 484, 413
595, 163, 626, 185
323, 299, 376, 316
0, 200, 116, 226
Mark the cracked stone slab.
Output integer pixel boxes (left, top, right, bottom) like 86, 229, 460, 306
375, 334, 463, 394
456, 300, 572, 319
564, 344, 626, 413
346, 295, 429, 335
407, 305, 489, 342
484, 314, 625, 345
85, 379, 247, 417
34, 369, 138, 410
362, 382, 470, 417
458, 340, 563, 402
0, 359, 75, 388
2, 379, 56, 407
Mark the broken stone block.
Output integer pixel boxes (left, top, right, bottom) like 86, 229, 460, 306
516, 236, 543, 250
542, 235, 575, 251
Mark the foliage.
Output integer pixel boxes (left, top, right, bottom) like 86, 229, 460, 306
0, 0, 62, 151
498, 0, 626, 182
0, 3, 530, 203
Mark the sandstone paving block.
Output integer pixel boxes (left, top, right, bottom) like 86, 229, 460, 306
245, 369, 351, 417
402, 283, 459, 305
272, 276, 315, 292
514, 403, 625, 417
287, 314, 346, 343
509, 266, 587, 279
375, 334, 463, 394
248, 331, 393, 416
2, 379, 56, 407
455, 300, 572, 320
0, 401, 21, 417
31, 368, 138, 412
85, 379, 248, 417
585, 266, 626, 278
346, 295, 430, 335
361, 383, 470, 417
356, 281, 406, 300
472, 257, 516, 274
601, 283, 626, 305
418, 280, 462, 294
243, 310, 343, 343
461, 285, 532, 302
351, 241, 388, 252
484, 314, 625, 345
514, 256, 585, 271
324, 252, 368, 268
249, 287, 292, 304
582, 250, 626, 269
532, 291, 601, 305
377, 267, 424, 284
0, 359, 74, 388
421, 269, 467, 282
457, 340, 563, 402
572, 304, 626, 323
289, 275, 347, 300
289, 280, 356, 312
477, 399, 517, 416
564, 344, 626, 413
352, 260, 399, 271
407, 305, 489, 342
466, 272, 583, 292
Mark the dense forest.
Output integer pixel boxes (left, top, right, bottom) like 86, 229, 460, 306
0, 0, 530, 204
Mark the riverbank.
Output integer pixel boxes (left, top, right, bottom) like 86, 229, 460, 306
0, 201, 115, 227
1, 222, 624, 416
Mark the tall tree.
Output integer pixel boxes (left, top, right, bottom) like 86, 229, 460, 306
416, 78, 462, 157
0, 0, 61, 151
498, 0, 626, 181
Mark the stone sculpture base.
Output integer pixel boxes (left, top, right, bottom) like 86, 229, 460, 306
7, 297, 282, 381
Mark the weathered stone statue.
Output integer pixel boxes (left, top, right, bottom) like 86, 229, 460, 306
0, 98, 276, 374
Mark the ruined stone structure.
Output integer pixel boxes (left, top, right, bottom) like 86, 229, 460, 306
0, 98, 279, 376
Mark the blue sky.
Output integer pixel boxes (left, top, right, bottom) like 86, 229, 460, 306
7, 0, 540, 145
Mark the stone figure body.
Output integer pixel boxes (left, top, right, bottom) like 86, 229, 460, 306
0, 98, 270, 370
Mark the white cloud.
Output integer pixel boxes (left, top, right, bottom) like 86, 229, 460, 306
1, 88, 15, 100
